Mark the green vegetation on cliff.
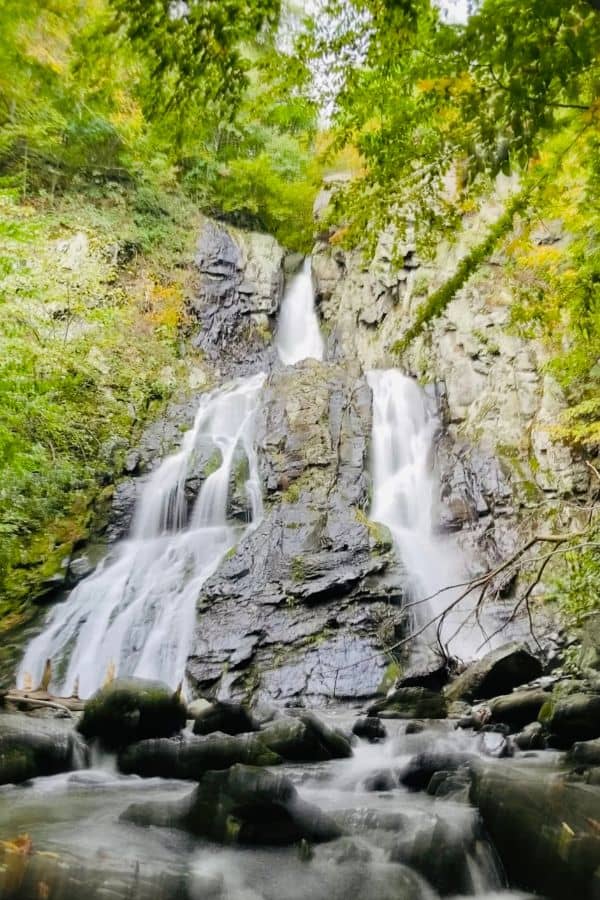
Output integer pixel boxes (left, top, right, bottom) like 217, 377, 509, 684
0, 183, 201, 620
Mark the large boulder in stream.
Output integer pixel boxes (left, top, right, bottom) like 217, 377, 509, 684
444, 642, 543, 703
487, 689, 549, 730
567, 737, 600, 767
368, 687, 447, 719
539, 690, 600, 748
0, 712, 87, 784
119, 732, 281, 778
123, 764, 342, 845
78, 678, 187, 750
192, 700, 260, 736
470, 761, 600, 898
259, 712, 352, 761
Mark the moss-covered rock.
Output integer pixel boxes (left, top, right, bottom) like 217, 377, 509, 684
539, 691, 600, 748
368, 687, 447, 719
118, 732, 281, 778
78, 677, 187, 750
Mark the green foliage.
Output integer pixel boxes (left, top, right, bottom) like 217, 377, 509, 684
551, 530, 600, 626
0, 185, 200, 616
0, 0, 321, 250
309, 0, 599, 250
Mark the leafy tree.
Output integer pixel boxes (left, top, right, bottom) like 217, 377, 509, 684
308, 0, 599, 248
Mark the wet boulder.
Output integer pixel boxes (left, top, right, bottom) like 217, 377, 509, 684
487, 690, 549, 730
470, 761, 600, 899
362, 768, 399, 792
123, 764, 342, 845
513, 721, 546, 751
445, 643, 543, 703
352, 716, 387, 743
567, 737, 600, 767
368, 687, 447, 720
78, 678, 187, 750
0, 712, 87, 784
395, 659, 452, 693
192, 700, 259, 736
399, 751, 476, 792
390, 813, 484, 896
539, 691, 600, 748
118, 732, 281, 778
259, 713, 352, 761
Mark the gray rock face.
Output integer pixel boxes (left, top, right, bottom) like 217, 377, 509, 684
189, 221, 285, 375
186, 361, 405, 705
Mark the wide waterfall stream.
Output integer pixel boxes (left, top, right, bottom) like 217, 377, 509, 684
367, 370, 494, 660
18, 373, 265, 698
1, 259, 583, 900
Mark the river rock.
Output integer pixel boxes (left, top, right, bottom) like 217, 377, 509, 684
487, 689, 549, 730
540, 691, 600, 748
192, 700, 259, 736
78, 678, 187, 750
395, 659, 452, 693
0, 712, 87, 784
513, 721, 545, 751
567, 738, 600, 767
260, 713, 352, 761
368, 687, 447, 719
118, 732, 280, 778
352, 716, 387, 742
123, 764, 342, 845
399, 751, 476, 792
444, 643, 543, 703
470, 761, 600, 898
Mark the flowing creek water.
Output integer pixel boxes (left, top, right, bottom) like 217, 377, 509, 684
1, 258, 580, 899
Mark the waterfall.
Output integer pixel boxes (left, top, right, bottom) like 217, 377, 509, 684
18, 373, 265, 699
276, 258, 324, 365
367, 369, 489, 660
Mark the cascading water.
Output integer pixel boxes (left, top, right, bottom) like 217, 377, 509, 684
276, 258, 324, 365
367, 369, 491, 660
18, 373, 265, 698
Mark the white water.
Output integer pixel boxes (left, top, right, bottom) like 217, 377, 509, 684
18, 373, 265, 698
276, 258, 324, 365
367, 369, 490, 660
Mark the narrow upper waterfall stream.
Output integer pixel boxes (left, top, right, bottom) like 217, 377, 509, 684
367, 370, 491, 660
276, 258, 324, 365
18, 373, 265, 698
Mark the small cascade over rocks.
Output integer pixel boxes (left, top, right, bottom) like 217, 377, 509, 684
18, 373, 265, 699
367, 369, 494, 660
276, 258, 324, 365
